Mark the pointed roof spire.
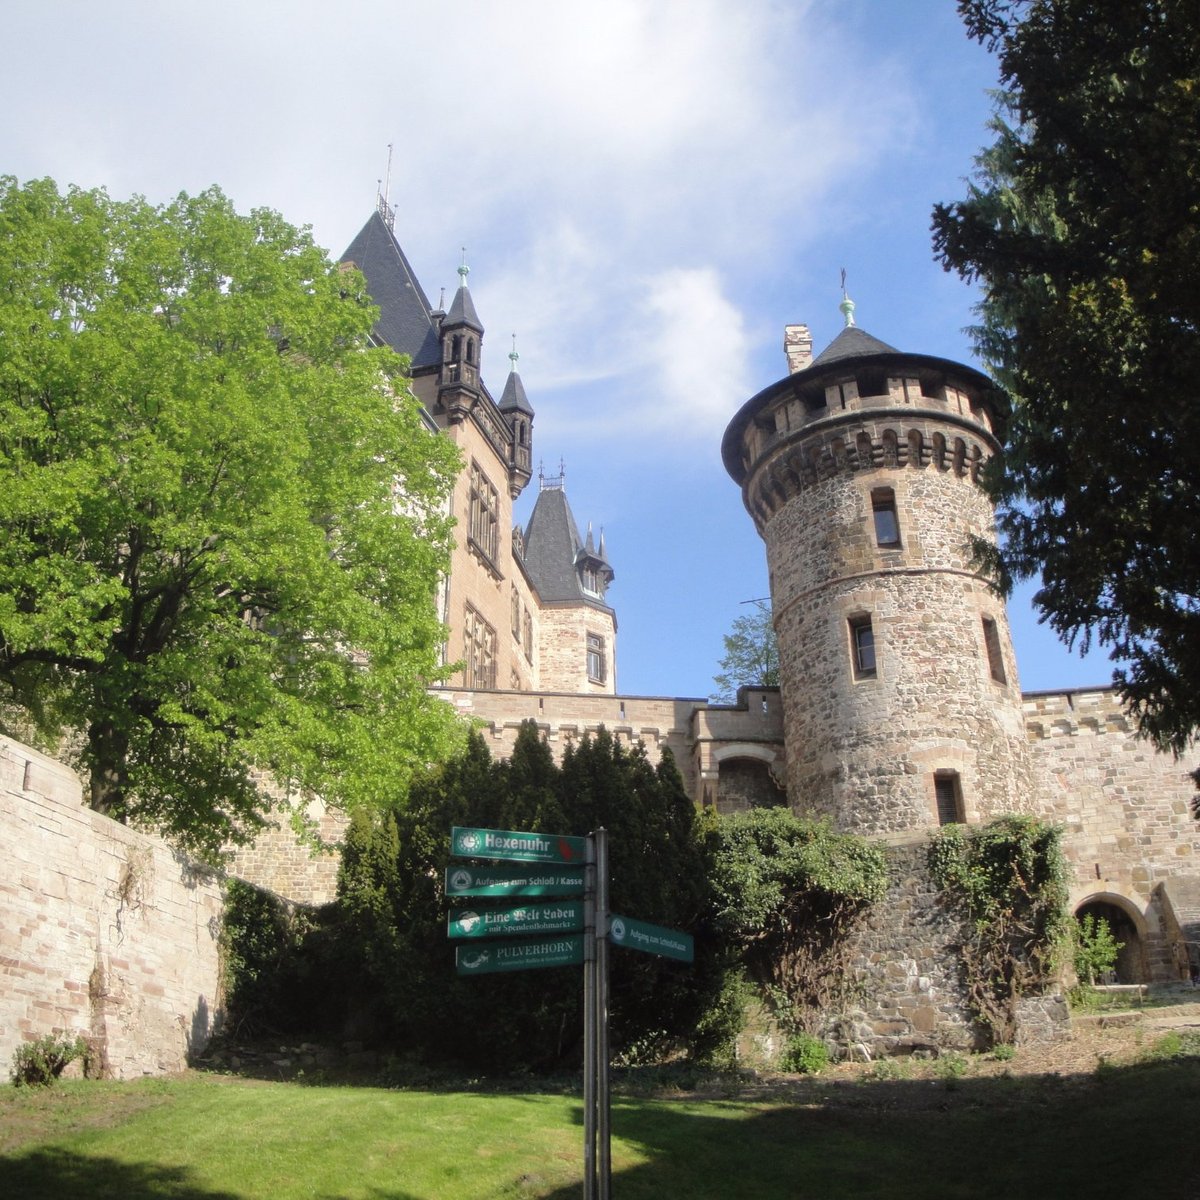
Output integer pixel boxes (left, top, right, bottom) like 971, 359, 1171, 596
839, 267, 856, 328
499, 333, 535, 415
444, 245, 483, 332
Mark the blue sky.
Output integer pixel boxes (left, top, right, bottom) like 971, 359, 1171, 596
2, 0, 1116, 699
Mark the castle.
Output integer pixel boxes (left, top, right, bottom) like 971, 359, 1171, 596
234, 206, 1200, 1000
5, 205, 1199, 1075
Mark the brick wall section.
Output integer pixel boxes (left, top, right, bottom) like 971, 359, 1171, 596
1025, 688, 1200, 978
0, 735, 223, 1079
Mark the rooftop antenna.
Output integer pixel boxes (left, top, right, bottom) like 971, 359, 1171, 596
377, 143, 395, 231
839, 267, 856, 328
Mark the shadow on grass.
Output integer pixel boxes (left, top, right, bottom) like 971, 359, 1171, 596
535, 1058, 1200, 1200
0, 1150, 428, 1200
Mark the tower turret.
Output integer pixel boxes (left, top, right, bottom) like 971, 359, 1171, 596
722, 297, 1033, 835
498, 336, 535, 497
438, 249, 484, 420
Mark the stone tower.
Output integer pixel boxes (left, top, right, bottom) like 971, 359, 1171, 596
722, 299, 1034, 836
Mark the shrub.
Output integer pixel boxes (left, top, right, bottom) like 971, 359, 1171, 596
1073, 913, 1123, 985
11, 1034, 87, 1087
933, 1051, 969, 1084
991, 1042, 1017, 1062
779, 1032, 828, 1075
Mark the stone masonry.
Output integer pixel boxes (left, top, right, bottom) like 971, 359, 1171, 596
1, 735, 224, 1078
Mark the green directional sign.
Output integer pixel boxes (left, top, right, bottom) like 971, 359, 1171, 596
451, 825, 587, 865
444, 863, 586, 897
608, 914, 694, 963
456, 935, 585, 976
448, 901, 584, 939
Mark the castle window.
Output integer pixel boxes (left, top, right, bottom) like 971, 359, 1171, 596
982, 616, 1007, 684
935, 772, 964, 825
450, 334, 462, 363
511, 587, 521, 639
582, 564, 599, 596
464, 604, 496, 690
468, 461, 500, 564
587, 633, 606, 684
849, 614, 876, 679
871, 488, 900, 547
523, 610, 533, 663
466, 338, 475, 365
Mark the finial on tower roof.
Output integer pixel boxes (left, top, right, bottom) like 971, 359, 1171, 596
509, 333, 519, 372
458, 246, 470, 288
839, 267, 856, 328
376, 145, 396, 231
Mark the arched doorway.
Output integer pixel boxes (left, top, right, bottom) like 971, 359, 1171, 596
1074, 897, 1148, 983
716, 757, 786, 814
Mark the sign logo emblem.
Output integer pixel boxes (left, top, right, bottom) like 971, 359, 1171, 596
459, 831, 481, 852
458, 911, 481, 933
609, 918, 626, 943
449, 868, 473, 891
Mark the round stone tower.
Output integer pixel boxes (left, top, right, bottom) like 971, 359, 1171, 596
722, 302, 1033, 836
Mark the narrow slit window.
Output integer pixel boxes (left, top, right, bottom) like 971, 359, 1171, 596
982, 616, 1007, 684
935, 773, 963, 825
871, 488, 900, 547
849, 615, 876, 679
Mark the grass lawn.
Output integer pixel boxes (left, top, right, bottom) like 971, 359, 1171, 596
1, 1054, 1198, 1199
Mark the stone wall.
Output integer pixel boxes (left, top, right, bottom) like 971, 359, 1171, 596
1025, 688, 1200, 979
832, 837, 1068, 1056
0, 735, 224, 1079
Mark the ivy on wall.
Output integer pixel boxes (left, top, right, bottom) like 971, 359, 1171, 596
930, 816, 1070, 1045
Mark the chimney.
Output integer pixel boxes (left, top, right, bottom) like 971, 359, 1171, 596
784, 324, 813, 374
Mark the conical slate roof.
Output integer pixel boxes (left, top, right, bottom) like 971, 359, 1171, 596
523, 487, 612, 608
809, 324, 900, 368
340, 212, 442, 370
445, 283, 483, 334
498, 369, 534, 416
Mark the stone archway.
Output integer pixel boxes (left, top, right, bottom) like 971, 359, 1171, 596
1074, 895, 1149, 984
712, 745, 786, 815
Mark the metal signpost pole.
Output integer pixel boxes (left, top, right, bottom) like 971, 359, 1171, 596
595, 827, 612, 1200
582, 833, 597, 1200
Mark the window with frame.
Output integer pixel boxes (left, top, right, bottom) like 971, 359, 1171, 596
848, 614, 876, 679
464, 604, 496, 689
469, 461, 499, 563
982, 616, 1007, 684
523, 610, 533, 663
586, 632, 606, 684
871, 487, 901, 548
935, 772, 964, 825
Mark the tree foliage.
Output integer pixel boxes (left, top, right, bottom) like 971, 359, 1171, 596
932, 2, 1200, 776
0, 179, 463, 856
329, 724, 731, 1073
707, 808, 887, 1034
710, 601, 779, 704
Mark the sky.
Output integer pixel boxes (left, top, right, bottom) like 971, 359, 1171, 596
1, 0, 1118, 700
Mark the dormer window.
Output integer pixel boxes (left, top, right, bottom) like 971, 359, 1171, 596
582, 565, 600, 596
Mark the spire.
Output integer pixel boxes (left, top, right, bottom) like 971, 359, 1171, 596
444, 246, 483, 333
499, 333, 534, 416
839, 267, 856, 328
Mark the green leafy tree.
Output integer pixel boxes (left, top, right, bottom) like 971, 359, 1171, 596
710, 601, 779, 704
931, 1, 1200, 783
0, 178, 463, 856
1073, 912, 1123, 986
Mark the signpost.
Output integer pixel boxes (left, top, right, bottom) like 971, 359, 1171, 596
447, 823, 692, 1200
445, 862, 585, 897
451, 825, 586, 864
608, 914, 694, 963
455, 935, 584, 976
448, 901, 583, 939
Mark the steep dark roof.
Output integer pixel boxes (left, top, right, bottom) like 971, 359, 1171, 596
522, 488, 611, 609
498, 369, 534, 416
809, 324, 899, 367
340, 212, 442, 370
445, 283, 483, 333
